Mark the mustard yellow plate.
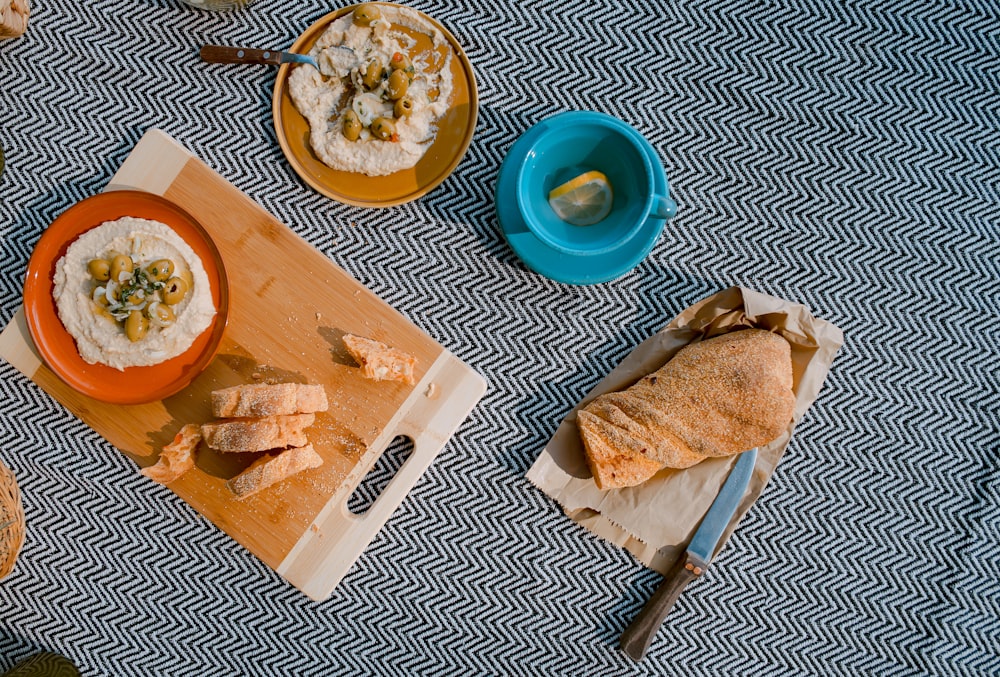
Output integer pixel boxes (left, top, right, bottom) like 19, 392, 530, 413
272, 3, 478, 207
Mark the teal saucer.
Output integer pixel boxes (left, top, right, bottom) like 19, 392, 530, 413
495, 111, 673, 285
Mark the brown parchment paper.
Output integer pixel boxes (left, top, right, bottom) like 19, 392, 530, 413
526, 286, 844, 574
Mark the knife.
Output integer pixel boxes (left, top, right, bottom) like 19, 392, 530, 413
619, 447, 758, 661
199, 45, 319, 70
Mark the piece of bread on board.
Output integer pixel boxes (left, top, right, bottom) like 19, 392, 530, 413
201, 413, 315, 453
211, 383, 328, 418
342, 334, 417, 385
140, 424, 201, 484
578, 329, 795, 489
226, 445, 323, 499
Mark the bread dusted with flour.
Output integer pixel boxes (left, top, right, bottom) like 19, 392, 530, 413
579, 329, 795, 489
201, 413, 315, 453
211, 383, 328, 418
136, 382, 327, 497
576, 412, 664, 488
226, 445, 324, 499
206, 383, 326, 496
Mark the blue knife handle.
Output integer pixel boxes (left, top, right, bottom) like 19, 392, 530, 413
620, 551, 708, 661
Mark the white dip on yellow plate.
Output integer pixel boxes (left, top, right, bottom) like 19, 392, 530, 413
52, 217, 216, 370
288, 5, 454, 176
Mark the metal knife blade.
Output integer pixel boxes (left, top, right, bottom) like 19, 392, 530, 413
686, 447, 758, 563
619, 447, 758, 661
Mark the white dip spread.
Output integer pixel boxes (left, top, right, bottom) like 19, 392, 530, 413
52, 217, 216, 370
288, 4, 455, 176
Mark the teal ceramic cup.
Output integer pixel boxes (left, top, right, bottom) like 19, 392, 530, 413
515, 113, 676, 256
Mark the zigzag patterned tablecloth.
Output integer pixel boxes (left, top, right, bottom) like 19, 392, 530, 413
1, 0, 998, 675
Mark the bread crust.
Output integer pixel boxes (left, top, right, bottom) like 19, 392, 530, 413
578, 329, 795, 488
226, 445, 323, 499
201, 413, 315, 452
211, 383, 328, 418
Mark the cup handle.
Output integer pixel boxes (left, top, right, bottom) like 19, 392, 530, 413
652, 194, 677, 220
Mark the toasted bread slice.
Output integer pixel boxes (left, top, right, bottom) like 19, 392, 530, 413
342, 334, 416, 385
226, 445, 323, 499
141, 423, 201, 484
211, 383, 328, 418
200, 413, 315, 453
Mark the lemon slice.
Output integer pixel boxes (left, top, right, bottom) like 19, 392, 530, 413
547, 170, 613, 226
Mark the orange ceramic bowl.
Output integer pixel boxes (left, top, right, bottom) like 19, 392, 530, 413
22, 191, 230, 405
272, 2, 478, 207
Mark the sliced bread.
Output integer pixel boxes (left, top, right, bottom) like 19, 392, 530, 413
201, 413, 315, 453
226, 445, 323, 499
211, 382, 328, 418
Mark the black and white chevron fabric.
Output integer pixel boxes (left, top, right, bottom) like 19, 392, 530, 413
2, 0, 998, 674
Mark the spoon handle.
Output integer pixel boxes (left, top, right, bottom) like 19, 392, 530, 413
200, 45, 283, 66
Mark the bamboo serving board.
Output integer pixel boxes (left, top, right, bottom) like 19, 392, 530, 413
0, 129, 486, 601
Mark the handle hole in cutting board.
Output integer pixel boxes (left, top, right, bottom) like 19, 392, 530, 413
347, 435, 414, 515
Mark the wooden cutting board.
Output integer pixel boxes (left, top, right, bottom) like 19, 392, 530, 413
0, 129, 486, 601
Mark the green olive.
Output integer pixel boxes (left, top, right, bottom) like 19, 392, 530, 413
125, 310, 149, 342
162, 276, 189, 305
94, 292, 110, 307
362, 60, 384, 90
146, 258, 174, 282
343, 110, 362, 141
352, 4, 381, 26
390, 52, 412, 74
394, 97, 414, 118
109, 254, 134, 283
88, 259, 111, 282
146, 302, 176, 327
387, 69, 409, 100
370, 116, 397, 141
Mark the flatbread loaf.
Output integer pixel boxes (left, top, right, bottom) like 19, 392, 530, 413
578, 329, 795, 489
201, 413, 315, 453
211, 383, 328, 418
226, 445, 323, 499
